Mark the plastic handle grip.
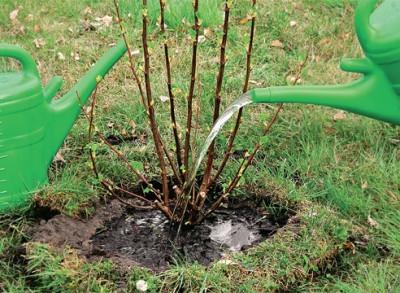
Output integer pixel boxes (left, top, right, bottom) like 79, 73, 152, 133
0, 44, 39, 76
355, 0, 377, 30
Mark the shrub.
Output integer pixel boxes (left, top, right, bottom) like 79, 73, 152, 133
85, 0, 294, 227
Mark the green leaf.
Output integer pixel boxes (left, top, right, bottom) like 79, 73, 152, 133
85, 142, 99, 152
131, 161, 144, 171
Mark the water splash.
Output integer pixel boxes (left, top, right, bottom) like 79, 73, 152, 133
187, 93, 252, 186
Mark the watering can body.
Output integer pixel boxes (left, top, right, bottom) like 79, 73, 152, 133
0, 41, 127, 212
250, 0, 400, 125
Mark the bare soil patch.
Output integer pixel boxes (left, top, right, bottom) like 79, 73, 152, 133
30, 196, 294, 271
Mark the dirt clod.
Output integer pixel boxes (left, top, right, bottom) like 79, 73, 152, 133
30, 200, 125, 256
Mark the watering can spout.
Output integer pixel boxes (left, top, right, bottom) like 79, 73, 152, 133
46, 40, 127, 163
249, 57, 400, 125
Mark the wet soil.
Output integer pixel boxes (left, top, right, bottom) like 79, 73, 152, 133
30, 197, 293, 271
30, 200, 125, 256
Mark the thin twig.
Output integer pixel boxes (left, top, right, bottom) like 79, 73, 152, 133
115, 183, 172, 220
183, 0, 200, 177
82, 86, 159, 213
84, 86, 119, 198
159, 0, 184, 180
115, 198, 154, 210
161, 143, 183, 185
197, 0, 231, 208
176, 81, 203, 218
100, 131, 164, 201
77, 89, 164, 202
142, 0, 170, 206
225, 105, 282, 195
115, 0, 180, 203
113, 185, 154, 206
113, 0, 147, 109
87, 85, 100, 179
190, 80, 203, 177
198, 50, 310, 223
211, 0, 257, 185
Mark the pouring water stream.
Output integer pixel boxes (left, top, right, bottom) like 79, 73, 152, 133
186, 93, 252, 188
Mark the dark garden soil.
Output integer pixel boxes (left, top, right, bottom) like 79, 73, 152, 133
30, 195, 294, 271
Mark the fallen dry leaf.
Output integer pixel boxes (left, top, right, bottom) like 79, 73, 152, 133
71, 51, 80, 61
204, 28, 213, 38
17, 25, 25, 35
57, 52, 66, 61
271, 39, 284, 49
54, 151, 66, 163
367, 215, 379, 228
33, 38, 46, 49
26, 14, 34, 21
56, 37, 66, 45
84, 106, 92, 115
34, 24, 41, 32
159, 95, 169, 103
319, 38, 332, 46
287, 75, 302, 84
239, 15, 251, 25
314, 55, 321, 62
249, 80, 262, 86
83, 6, 92, 15
361, 181, 368, 190
333, 111, 346, 122
81, 20, 95, 32
128, 120, 136, 130
93, 15, 113, 28
9, 8, 20, 22
9, 7, 25, 35
343, 242, 356, 254
217, 258, 237, 265
198, 35, 206, 43
131, 49, 140, 56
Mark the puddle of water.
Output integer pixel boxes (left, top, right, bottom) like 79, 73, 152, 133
209, 219, 261, 251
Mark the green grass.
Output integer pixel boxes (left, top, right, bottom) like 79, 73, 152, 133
1, 0, 399, 291
119, 0, 224, 29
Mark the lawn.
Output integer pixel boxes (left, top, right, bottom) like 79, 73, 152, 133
0, 0, 399, 292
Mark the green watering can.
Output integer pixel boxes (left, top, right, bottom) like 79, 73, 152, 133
0, 41, 127, 213
250, 0, 400, 126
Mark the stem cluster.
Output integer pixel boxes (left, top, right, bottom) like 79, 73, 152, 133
85, 0, 307, 225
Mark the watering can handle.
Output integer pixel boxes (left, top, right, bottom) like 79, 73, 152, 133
355, 0, 400, 61
0, 44, 39, 76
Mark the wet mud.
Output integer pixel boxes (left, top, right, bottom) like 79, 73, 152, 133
30, 197, 293, 271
